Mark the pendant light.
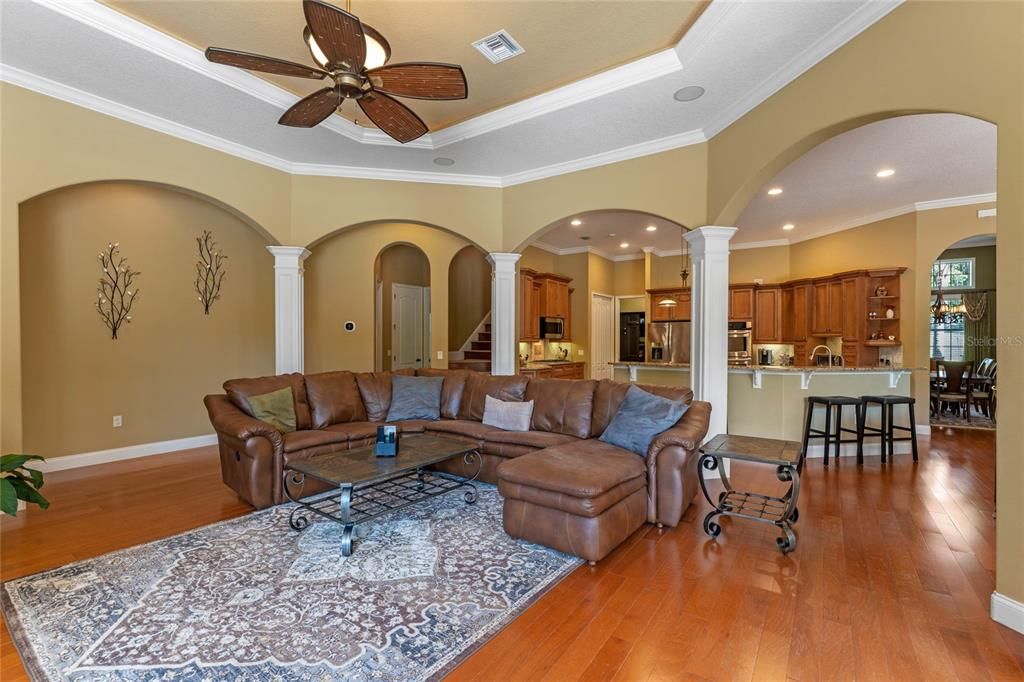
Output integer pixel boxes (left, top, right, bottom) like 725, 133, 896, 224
657, 225, 690, 307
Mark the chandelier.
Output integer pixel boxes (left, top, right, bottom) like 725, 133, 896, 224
657, 225, 691, 307
931, 262, 966, 324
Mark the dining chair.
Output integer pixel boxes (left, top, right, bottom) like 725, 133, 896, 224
971, 365, 997, 418
977, 357, 994, 377
932, 361, 974, 422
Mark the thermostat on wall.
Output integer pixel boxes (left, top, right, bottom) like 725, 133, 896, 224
343, 321, 356, 333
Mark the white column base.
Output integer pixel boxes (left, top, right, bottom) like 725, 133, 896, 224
267, 246, 311, 375
487, 253, 521, 376
684, 226, 737, 442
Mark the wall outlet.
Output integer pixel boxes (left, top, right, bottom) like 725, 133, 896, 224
112, 415, 123, 428
436, 350, 444, 360
577, 349, 585, 356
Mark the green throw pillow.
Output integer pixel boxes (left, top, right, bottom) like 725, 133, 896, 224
246, 387, 297, 433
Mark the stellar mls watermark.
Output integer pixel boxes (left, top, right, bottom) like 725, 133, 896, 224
967, 336, 1023, 347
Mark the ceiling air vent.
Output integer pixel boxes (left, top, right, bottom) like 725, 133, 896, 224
472, 30, 525, 64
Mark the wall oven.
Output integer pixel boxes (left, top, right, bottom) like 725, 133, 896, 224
540, 316, 565, 339
727, 321, 752, 366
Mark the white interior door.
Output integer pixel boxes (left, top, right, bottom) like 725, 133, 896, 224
393, 283, 426, 369
591, 293, 615, 380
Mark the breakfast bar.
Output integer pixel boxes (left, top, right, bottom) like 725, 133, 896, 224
611, 362, 919, 455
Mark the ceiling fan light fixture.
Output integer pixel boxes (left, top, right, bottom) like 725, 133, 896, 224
304, 24, 390, 70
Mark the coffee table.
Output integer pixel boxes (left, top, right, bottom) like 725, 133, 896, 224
282, 433, 481, 556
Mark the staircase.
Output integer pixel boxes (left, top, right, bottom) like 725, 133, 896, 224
449, 323, 491, 372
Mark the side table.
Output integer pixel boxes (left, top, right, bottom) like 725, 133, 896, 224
698, 434, 804, 553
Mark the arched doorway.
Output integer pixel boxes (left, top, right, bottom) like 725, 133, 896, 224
928, 234, 998, 428
447, 245, 492, 372
517, 209, 690, 380
375, 244, 431, 372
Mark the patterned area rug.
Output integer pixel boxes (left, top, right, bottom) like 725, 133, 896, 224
2, 485, 581, 681
930, 412, 996, 430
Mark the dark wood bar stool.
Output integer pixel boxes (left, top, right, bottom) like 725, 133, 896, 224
860, 395, 919, 463
801, 396, 865, 465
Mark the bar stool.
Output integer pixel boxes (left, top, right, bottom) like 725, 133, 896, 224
860, 395, 919, 463
801, 396, 865, 465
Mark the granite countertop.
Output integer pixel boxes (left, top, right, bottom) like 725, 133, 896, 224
610, 361, 921, 373
522, 361, 583, 369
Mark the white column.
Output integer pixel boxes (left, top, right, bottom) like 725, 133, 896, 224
487, 252, 521, 376
684, 226, 737, 440
267, 246, 311, 374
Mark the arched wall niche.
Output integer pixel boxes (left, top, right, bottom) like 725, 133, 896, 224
375, 243, 431, 372
447, 245, 491, 353
18, 180, 276, 458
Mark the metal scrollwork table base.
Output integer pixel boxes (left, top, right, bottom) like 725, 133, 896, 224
697, 434, 804, 554
282, 433, 482, 557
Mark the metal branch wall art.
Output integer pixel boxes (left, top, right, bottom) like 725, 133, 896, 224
95, 242, 140, 339
195, 230, 227, 314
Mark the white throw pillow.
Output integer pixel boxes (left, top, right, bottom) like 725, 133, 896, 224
482, 394, 534, 432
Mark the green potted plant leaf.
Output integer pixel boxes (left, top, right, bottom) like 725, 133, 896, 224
1, 454, 49, 517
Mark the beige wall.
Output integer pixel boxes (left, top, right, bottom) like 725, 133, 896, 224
377, 244, 430, 371
304, 222, 474, 374
447, 246, 491, 351
701, 0, 1023, 601
731, 245, 791, 284
19, 182, 274, 457
612, 259, 645, 295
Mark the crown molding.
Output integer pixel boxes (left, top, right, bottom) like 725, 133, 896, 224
914, 192, 996, 211
431, 48, 683, 148
290, 162, 502, 187
500, 129, 707, 187
785, 203, 915, 245
0, 64, 294, 172
530, 241, 643, 262
702, 0, 903, 138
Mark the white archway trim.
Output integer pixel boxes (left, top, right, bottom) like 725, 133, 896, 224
487, 253, 521, 376
267, 246, 311, 374
685, 226, 737, 442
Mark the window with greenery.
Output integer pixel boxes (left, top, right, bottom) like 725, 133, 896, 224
931, 257, 975, 289
930, 294, 965, 361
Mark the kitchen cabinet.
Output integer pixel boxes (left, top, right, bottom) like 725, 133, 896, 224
811, 279, 844, 335
729, 286, 754, 320
648, 289, 690, 321
540, 276, 571, 319
753, 287, 781, 343
781, 282, 811, 342
520, 269, 571, 341
519, 269, 540, 340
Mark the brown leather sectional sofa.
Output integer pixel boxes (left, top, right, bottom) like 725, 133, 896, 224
205, 368, 711, 563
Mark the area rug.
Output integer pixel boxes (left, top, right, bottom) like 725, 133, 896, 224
2, 485, 582, 681
930, 412, 996, 430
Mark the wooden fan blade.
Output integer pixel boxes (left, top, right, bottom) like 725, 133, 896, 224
358, 92, 428, 143
367, 62, 468, 100
205, 47, 327, 80
303, 0, 366, 71
278, 88, 341, 127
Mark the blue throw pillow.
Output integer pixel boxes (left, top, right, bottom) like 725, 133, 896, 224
386, 375, 443, 422
599, 385, 688, 456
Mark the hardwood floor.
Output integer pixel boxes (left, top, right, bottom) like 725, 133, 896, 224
2, 428, 1021, 680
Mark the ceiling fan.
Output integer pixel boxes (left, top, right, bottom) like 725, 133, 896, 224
205, 0, 467, 143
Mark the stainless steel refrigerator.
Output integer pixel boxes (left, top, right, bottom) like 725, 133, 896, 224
648, 321, 691, 364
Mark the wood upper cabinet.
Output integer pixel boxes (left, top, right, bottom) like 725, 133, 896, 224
539, 275, 570, 319
729, 286, 754, 320
811, 278, 844, 335
781, 283, 811, 342
841, 277, 862, 342
753, 287, 781, 343
648, 289, 690, 321
519, 269, 538, 340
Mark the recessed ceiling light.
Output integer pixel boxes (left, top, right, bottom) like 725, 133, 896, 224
608, 233, 616, 237
570, 219, 582, 226
620, 242, 630, 248
645, 225, 657, 232
783, 223, 795, 231
876, 168, 895, 178
673, 86, 705, 102
432, 157, 455, 166
767, 187, 783, 196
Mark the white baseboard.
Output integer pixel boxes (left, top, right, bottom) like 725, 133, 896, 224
916, 424, 932, 435
36, 434, 218, 473
991, 592, 1024, 635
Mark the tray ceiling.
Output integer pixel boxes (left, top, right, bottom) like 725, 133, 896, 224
100, 0, 708, 131
1, 0, 902, 188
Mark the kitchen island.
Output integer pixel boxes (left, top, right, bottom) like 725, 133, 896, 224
612, 362, 923, 455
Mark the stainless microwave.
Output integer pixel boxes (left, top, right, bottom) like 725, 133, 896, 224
540, 317, 564, 339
